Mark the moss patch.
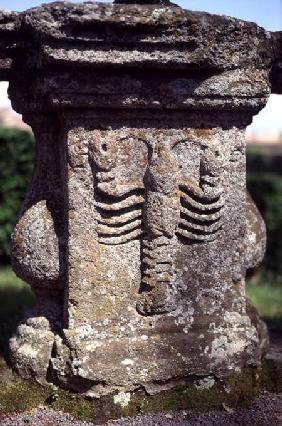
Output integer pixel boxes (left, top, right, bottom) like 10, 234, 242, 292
0, 357, 268, 424
225, 367, 262, 407
119, 368, 262, 421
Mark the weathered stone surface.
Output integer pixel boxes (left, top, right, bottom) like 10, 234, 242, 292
19, 2, 274, 69
245, 192, 267, 271
0, 10, 18, 79
10, 317, 55, 384
0, 0, 280, 414
11, 200, 60, 288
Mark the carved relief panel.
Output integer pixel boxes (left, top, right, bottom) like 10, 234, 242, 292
66, 126, 227, 323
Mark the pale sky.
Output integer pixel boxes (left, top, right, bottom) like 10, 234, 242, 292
0, 82, 10, 108
0, 0, 281, 133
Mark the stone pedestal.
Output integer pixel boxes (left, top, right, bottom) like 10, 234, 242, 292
0, 0, 280, 415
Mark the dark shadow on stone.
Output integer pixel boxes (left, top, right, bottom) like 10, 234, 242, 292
264, 317, 282, 331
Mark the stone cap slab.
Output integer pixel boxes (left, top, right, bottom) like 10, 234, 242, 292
1, 2, 282, 102
19, 1, 274, 70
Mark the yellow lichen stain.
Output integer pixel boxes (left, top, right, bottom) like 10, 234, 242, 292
13, 225, 26, 257
194, 128, 214, 140
177, 128, 216, 145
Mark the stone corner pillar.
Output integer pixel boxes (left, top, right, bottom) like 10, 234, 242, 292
2, 0, 278, 418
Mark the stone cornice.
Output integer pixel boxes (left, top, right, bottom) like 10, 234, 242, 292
0, 2, 277, 73
0, 2, 281, 108
18, 2, 274, 70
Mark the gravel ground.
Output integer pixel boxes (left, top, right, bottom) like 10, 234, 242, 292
1, 392, 282, 426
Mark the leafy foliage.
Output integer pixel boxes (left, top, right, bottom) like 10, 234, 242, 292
0, 127, 35, 260
247, 279, 282, 329
0, 266, 35, 357
247, 147, 282, 277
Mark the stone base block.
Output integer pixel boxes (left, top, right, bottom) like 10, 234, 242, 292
10, 308, 264, 399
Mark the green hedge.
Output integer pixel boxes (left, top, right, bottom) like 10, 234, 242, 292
0, 128, 35, 261
247, 147, 282, 278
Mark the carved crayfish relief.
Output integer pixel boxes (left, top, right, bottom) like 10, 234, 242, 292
89, 131, 225, 315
